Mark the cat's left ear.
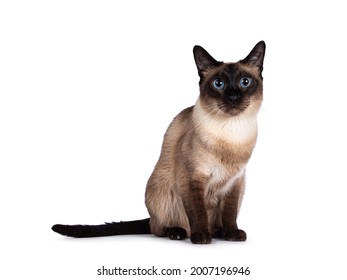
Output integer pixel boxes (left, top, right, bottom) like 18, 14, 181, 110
241, 41, 266, 73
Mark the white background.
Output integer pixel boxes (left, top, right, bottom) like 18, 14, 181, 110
1, 0, 347, 279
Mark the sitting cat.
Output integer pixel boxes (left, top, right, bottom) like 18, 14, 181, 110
52, 41, 266, 244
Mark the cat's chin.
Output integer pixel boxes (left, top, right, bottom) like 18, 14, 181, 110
225, 108, 245, 117
215, 102, 249, 117
209, 106, 245, 118
217, 106, 247, 117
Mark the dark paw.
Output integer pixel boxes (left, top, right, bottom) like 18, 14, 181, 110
166, 227, 187, 240
190, 231, 212, 244
224, 229, 247, 241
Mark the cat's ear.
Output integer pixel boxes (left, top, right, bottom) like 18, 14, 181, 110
193, 46, 221, 76
241, 41, 266, 73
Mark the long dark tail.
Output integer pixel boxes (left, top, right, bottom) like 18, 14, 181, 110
52, 218, 151, 238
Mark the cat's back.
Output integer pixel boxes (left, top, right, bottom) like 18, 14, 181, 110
163, 106, 194, 146
146, 106, 193, 191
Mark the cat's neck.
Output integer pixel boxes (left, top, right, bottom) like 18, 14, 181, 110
192, 98, 258, 145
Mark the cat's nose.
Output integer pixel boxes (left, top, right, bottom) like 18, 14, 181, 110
227, 93, 241, 102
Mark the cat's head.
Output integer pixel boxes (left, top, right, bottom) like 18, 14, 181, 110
193, 41, 265, 117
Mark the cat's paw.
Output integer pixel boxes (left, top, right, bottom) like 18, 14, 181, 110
224, 229, 247, 241
166, 227, 187, 240
190, 231, 212, 244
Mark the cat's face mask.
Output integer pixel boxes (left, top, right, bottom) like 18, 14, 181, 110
193, 42, 265, 117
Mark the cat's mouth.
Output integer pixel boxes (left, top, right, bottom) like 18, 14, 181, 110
217, 101, 248, 116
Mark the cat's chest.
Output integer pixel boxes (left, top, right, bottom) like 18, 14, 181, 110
193, 102, 258, 147
205, 162, 245, 199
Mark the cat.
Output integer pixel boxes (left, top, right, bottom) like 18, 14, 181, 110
52, 41, 266, 244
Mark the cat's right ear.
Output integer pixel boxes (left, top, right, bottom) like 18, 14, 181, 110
193, 46, 221, 77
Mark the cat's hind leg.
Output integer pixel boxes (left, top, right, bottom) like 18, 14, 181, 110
166, 227, 187, 240
149, 218, 187, 240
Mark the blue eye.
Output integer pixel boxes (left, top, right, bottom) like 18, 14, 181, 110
239, 77, 252, 88
213, 79, 225, 90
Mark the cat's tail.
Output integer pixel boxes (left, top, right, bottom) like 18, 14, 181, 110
52, 218, 151, 238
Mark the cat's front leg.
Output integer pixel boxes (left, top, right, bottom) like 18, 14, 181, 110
222, 175, 247, 241
181, 179, 212, 244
